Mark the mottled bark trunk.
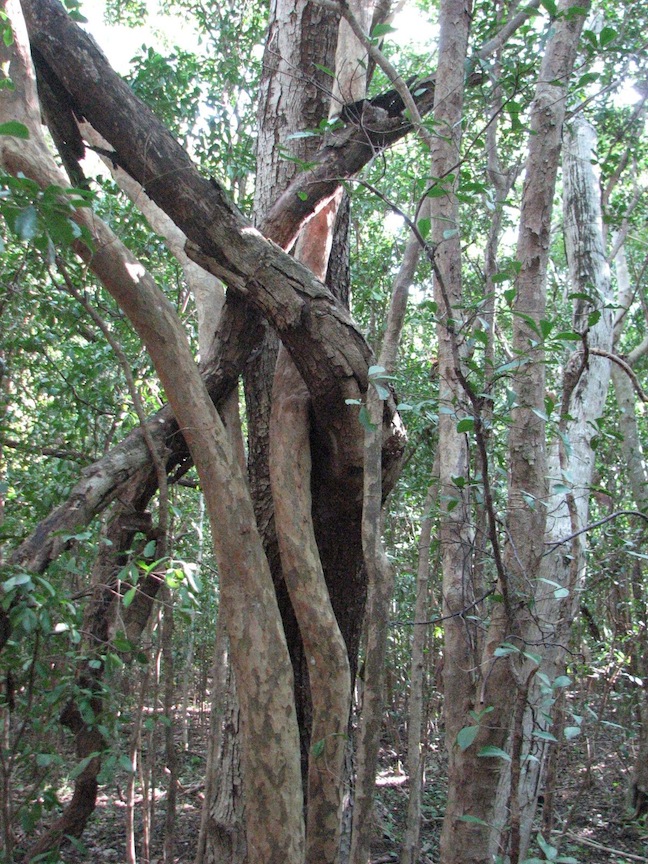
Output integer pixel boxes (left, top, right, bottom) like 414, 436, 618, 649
509, 115, 614, 859
351, 183, 421, 864
8, 4, 306, 860
428, 3, 476, 861
439, 3, 590, 863
400, 478, 437, 864
610, 244, 648, 820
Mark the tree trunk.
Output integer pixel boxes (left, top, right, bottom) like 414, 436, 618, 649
511, 114, 614, 858
427, 2, 477, 860
400, 478, 437, 864
438, 3, 590, 862
610, 243, 648, 819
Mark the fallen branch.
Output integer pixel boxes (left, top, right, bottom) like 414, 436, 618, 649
559, 829, 648, 863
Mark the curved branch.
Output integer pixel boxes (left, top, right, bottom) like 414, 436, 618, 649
590, 347, 648, 402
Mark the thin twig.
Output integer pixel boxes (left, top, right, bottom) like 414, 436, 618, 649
544, 509, 648, 553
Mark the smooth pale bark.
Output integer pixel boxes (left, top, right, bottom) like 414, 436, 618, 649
270, 352, 352, 864
80, 124, 226, 358
428, 2, 476, 861
197, 632, 246, 864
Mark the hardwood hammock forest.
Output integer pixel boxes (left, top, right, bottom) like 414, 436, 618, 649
0, 0, 647, 863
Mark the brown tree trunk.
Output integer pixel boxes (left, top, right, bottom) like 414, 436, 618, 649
438, 3, 590, 862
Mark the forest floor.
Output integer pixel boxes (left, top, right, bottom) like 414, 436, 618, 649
31, 693, 648, 864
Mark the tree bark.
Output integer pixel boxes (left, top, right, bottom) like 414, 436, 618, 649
427, 3, 476, 861
3, 0, 427, 591
3, 4, 306, 860
438, 3, 590, 862
512, 114, 614, 860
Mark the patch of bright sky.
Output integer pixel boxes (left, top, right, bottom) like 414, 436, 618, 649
82, 0, 439, 75
390, 4, 438, 55
80, 0, 202, 74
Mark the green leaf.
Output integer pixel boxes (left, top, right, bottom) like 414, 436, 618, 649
113, 631, 134, 653
122, 586, 137, 608
313, 63, 335, 77
554, 330, 582, 341
540, 0, 557, 16
286, 129, 318, 140
3, 572, 32, 592
599, 26, 616, 47
297, 191, 308, 201
553, 675, 571, 688
563, 5, 588, 19
358, 405, 376, 432
311, 739, 325, 759
165, 569, 183, 589
536, 832, 558, 860
371, 22, 397, 37
494, 642, 519, 657
587, 309, 601, 327
417, 216, 431, 239
478, 746, 511, 761
503, 287, 516, 306
35, 753, 55, 767
539, 577, 569, 600
458, 814, 489, 826
564, 726, 581, 740
457, 725, 479, 751
532, 730, 558, 742
492, 272, 512, 284
539, 319, 553, 338
577, 72, 599, 88
143, 540, 157, 558
69, 752, 101, 780
456, 417, 474, 434
119, 754, 136, 774
0, 120, 28, 138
